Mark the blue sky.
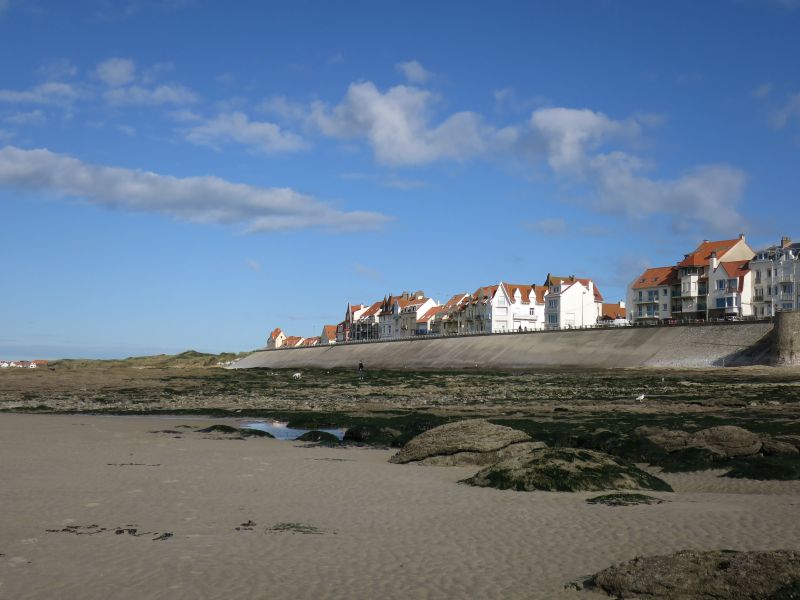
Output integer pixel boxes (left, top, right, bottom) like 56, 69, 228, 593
1, 0, 799, 358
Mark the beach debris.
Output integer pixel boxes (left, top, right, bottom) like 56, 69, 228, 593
389, 419, 544, 466
45, 524, 106, 536
235, 520, 257, 531
106, 463, 161, 467
461, 447, 673, 492
152, 532, 173, 541
586, 492, 666, 507
588, 549, 800, 599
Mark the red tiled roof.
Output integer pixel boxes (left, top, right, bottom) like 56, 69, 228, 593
357, 300, 383, 320
677, 238, 740, 267
601, 303, 627, 320
720, 260, 751, 277
547, 275, 604, 302
301, 337, 320, 346
321, 325, 337, 340
417, 306, 444, 323
283, 336, 304, 347
269, 327, 283, 340
632, 266, 678, 290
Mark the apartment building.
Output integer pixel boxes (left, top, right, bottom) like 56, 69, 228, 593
750, 236, 800, 316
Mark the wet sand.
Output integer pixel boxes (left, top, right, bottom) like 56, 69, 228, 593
2, 413, 799, 600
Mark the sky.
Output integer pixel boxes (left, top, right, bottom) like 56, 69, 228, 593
1, 0, 799, 359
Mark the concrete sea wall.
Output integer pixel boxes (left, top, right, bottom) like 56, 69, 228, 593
232, 321, 777, 371
774, 311, 800, 366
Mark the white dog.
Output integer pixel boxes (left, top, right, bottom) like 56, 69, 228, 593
292, 372, 302, 380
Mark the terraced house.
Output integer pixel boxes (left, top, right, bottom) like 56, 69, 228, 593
750, 236, 800, 317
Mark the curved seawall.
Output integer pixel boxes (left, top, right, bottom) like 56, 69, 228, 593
232, 322, 776, 370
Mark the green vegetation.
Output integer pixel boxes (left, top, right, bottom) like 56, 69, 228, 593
267, 522, 324, 535
50, 350, 251, 370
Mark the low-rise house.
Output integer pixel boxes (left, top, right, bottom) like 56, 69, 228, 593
600, 302, 627, 325
708, 258, 754, 319
417, 305, 445, 335
266, 328, 286, 349
336, 304, 368, 342
0, 361, 9, 368
544, 274, 603, 329
396, 296, 437, 337
282, 336, 305, 348
378, 291, 426, 339
750, 236, 800, 316
432, 293, 470, 335
301, 337, 321, 347
463, 282, 549, 334
320, 325, 338, 345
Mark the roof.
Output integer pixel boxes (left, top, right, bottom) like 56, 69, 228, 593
677, 238, 741, 267
269, 327, 283, 340
720, 260, 751, 277
321, 325, 337, 340
301, 337, 320, 346
283, 336, 304, 347
502, 283, 548, 304
357, 300, 383, 320
601, 303, 627, 320
417, 306, 444, 323
632, 266, 678, 290
546, 275, 604, 302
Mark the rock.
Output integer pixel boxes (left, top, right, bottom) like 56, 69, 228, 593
294, 430, 340, 444
762, 437, 800, 456
461, 447, 673, 492
686, 425, 762, 458
343, 425, 400, 446
591, 549, 800, 600
413, 441, 546, 467
586, 492, 665, 507
776, 435, 800, 451
196, 424, 241, 435
389, 419, 534, 465
634, 426, 690, 452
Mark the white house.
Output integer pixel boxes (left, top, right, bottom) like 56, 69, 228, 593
463, 282, 549, 334
628, 266, 678, 323
544, 275, 603, 329
416, 305, 445, 335
352, 300, 382, 340
708, 258, 754, 319
0, 361, 9, 368
750, 236, 800, 317
266, 328, 286, 349
432, 293, 470, 335
378, 291, 428, 339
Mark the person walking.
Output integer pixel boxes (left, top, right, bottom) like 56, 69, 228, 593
358, 361, 365, 381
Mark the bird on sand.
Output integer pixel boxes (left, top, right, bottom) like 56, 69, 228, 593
635, 393, 646, 402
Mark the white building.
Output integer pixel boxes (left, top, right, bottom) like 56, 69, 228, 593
708, 258, 754, 319
628, 266, 678, 323
266, 328, 286, 349
750, 236, 800, 317
463, 282, 549, 334
544, 275, 603, 329
433, 293, 471, 335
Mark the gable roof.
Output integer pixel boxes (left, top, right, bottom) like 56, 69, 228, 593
677, 238, 741, 267
269, 327, 283, 340
321, 325, 337, 340
357, 300, 383, 320
632, 266, 678, 290
720, 260, 751, 277
283, 336, 304, 347
417, 306, 444, 323
601, 303, 627, 320
545, 275, 604, 302
301, 337, 320, 346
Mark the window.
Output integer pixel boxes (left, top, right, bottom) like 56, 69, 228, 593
662, 289, 667, 296
638, 291, 643, 301
548, 314, 558, 324
716, 298, 725, 308
529, 308, 536, 316
662, 304, 667, 311
717, 280, 726, 290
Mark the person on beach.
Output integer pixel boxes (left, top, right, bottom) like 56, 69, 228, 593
358, 361, 365, 380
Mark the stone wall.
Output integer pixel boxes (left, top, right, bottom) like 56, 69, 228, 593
774, 311, 800, 366
232, 322, 775, 371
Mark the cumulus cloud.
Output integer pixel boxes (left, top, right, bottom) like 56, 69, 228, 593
0, 146, 390, 233
104, 83, 196, 106
186, 112, 307, 154
0, 82, 79, 105
309, 81, 501, 166
5, 110, 46, 126
94, 58, 136, 86
397, 60, 433, 84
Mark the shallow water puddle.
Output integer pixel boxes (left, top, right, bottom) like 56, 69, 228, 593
240, 420, 346, 440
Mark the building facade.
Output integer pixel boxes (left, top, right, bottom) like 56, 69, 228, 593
750, 236, 800, 317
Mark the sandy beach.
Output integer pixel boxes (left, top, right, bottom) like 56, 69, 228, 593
2, 413, 799, 600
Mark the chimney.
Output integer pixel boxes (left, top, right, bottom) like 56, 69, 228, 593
781, 236, 792, 248
739, 233, 745, 241
710, 250, 719, 271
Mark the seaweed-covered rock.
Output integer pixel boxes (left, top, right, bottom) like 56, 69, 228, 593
343, 425, 400, 446
240, 428, 275, 438
294, 430, 340, 444
389, 419, 537, 466
461, 447, 673, 492
196, 424, 241, 435
723, 456, 800, 481
762, 437, 800, 457
686, 426, 762, 458
591, 549, 800, 600
634, 426, 691, 452
586, 493, 665, 507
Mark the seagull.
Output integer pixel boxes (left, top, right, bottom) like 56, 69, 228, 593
635, 393, 646, 402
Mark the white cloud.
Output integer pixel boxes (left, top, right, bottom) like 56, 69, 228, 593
772, 92, 800, 129
37, 58, 78, 81
0, 82, 79, 105
94, 58, 136, 86
5, 110, 46, 126
753, 82, 774, 98
310, 81, 497, 166
116, 124, 136, 136
246, 259, 261, 272
186, 111, 307, 153
0, 0, 9, 15
0, 146, 390, 233
104, 84, 197, 106
396, 60, 433, 84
